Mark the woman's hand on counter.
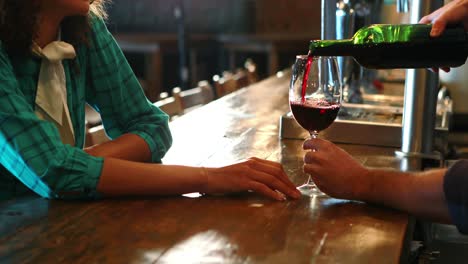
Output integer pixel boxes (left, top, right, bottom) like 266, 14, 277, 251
97, 157, 300, 201
202, 157, 301, 201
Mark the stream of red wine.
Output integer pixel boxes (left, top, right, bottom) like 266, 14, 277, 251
301, 54, 314, 102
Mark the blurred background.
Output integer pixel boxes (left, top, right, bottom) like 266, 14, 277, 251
104, 0, 321, 101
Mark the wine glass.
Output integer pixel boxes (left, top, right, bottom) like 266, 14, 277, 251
289, 55, 342, 197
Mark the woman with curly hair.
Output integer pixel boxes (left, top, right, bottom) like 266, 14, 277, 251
0, 0, 300, 201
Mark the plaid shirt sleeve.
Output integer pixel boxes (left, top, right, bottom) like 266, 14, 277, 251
0, 44, 104, 200
85, 17, 172, 163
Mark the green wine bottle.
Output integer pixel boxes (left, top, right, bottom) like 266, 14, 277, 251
309, 24, 468, 69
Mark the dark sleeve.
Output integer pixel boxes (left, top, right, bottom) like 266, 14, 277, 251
443, 159, 468, 234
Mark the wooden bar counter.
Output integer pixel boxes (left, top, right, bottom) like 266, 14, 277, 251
0, 73, 412, 263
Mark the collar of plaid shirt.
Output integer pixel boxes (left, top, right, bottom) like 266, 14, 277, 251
32, 39, 77, 146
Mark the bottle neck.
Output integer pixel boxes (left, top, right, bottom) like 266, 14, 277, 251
308, 39, 355, 56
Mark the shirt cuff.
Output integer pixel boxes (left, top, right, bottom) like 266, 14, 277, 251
443, 159, 468, 234
82, 155, 104, 198
130, 131, 164, 163
55, 155, 104, 200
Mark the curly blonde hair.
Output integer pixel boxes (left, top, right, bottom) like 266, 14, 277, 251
90, 0, 109, 20
0, 0, 110, 56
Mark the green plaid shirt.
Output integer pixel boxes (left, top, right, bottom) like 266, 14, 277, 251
0, 16, 172, 201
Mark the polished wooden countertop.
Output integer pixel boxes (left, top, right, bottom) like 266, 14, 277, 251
0, 73, 411, 263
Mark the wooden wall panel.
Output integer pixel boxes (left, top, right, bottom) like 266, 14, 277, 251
107, 0, 321, 35
107, 0, 254, 33
254, 0, 321, 36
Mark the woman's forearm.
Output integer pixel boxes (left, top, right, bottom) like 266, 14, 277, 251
364, 168, 451, 223
87, 134, 206, 196
97, 157, 206, 196
85, 133, 152, 162
96, 156, 301, 200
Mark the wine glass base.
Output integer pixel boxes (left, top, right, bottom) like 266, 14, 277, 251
297, 183, 327, 197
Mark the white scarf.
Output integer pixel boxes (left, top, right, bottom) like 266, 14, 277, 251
32, 40, 77, 146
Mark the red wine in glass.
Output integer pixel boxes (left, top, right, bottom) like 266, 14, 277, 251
290, 55, 342, 197
290, 100, 340, 133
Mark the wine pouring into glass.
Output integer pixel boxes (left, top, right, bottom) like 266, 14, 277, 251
289, 55, 342, 197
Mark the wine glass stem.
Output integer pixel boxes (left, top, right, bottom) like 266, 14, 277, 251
306, 130, 319, 186
310, 130, 318, 152
310, 131, 318, 139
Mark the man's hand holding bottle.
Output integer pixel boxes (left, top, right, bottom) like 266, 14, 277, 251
419, 0, 468, 72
